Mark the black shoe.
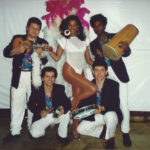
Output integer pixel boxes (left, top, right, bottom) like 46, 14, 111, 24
56, 133, 69, 144
123, 133, 132, 147
28, 131, 45, 142
105, 138, 115, 149
3, 133, 20, 144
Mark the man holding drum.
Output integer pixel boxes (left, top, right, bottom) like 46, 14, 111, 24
77, 60, 122, 149
90, 14, 132, 147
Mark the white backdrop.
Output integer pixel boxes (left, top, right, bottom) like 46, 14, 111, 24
0, 0, 150, 111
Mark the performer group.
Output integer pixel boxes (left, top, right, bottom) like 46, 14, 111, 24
2, 1, 134, 149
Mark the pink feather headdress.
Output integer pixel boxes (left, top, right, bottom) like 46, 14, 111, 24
42, 0, 90, 30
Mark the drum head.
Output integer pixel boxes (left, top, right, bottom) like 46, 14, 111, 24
72, 104, 97, 120
73, 109, 95, 119
102, 44, 120, 61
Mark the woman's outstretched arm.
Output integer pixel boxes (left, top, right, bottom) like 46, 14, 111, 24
49, 45, 63, 61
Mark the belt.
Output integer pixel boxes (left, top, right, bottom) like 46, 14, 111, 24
21, 69, 31, 72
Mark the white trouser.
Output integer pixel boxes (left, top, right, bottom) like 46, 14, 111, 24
10, 71, 33, 135
77, 111, 118, 140
30, 111, 70, 138
107, 67, 130, 133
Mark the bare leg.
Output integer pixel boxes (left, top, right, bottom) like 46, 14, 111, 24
64, 68, 95, 138
72, 71, 84, 108
72, 85, 80, 108
72, 119, 80, 138
63, 62, 97, 109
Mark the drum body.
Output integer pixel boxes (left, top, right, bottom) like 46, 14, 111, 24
102, 24, 139, 61
72, 104, 98, 120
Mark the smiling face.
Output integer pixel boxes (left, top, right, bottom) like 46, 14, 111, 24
93, 66, 107, 82
42, 71, 56, 87
68, 19, 79, 37
27, 23, 40, 39
93, 20, 106, 36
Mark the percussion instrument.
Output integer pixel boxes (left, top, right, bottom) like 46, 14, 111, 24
102, 24, 139, 61
72, 104, 98, 119
53, 106, 64, 118
46, 106, 63, 118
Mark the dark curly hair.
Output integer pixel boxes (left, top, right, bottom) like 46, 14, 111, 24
59, 15, 86, 41
41, 66, 57, 79
92, 60, 108, 70
90, 14, 107, 28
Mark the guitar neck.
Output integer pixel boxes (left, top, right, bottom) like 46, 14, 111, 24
30, 44, 50, 51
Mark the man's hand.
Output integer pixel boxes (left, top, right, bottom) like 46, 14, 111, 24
10, 44, 26, 56
94, 105, 101, 114
94, 105, 105, 114
96, 49, 103, 58
40, 110, 47, 118
101, 106, 105, 111
118, 41, 129, 52
58, 106, 64, 117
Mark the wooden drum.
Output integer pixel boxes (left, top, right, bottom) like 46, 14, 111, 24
102, 24, 139, 61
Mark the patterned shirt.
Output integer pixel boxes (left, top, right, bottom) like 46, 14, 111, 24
21, 52, 32, 70
96, 84, 102, 105
21, 38, 37, 71
45, 95, 53, 112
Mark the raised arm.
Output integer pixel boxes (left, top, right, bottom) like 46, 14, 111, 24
48, 45, 63, 62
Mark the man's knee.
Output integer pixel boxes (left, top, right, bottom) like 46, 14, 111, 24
77, 121, 89, 135
30, 128, 45, 138
104, 112, 118, 125
77, 123, 83, 134
60, 111, 70, 124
